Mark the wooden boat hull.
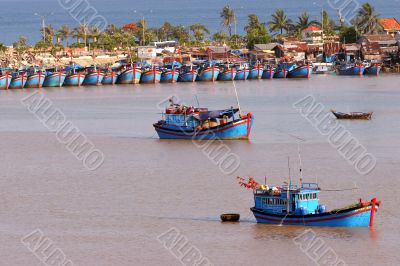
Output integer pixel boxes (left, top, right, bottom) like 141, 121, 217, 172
337, 65, 364, 76
364, 65, 381, 76
9, 75, 27, 89
217, 69, 236, 81
141, 70, 161, 84
273, 69, 288, 79
178, 70, 198, 82
235, 69, 250, 80
43, 72, 66, 87
82, 71, 105, 86
262, 67, 275, 79
153, 114, 254, 140
63, 73, 85, 87
117, 68, 142, 84
160, 70, 179, 83
332, 111, 372, 120
25, 73, 46, 88
0, 73, 12, 90
287, 65, 312, 78
102, 72, 118, 85
251, 201, 379, 227
247, 66, 263, 80
197, 67, 220, 81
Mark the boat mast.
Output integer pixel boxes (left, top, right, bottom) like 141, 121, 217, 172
298, 143, 303, 185
287, 157, 291, 213
232, 80, 242, 117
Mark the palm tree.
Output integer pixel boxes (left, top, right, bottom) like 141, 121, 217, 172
269, 9, 292, 35
89, 26, 101, 43
353, 3, 382, 34
189, 23, 210, 42
58, 25, 70, 47
73, 23, 86, 44
41, 25, 55, 44
213, 31, 229, 44
172, 25, 190, 45
296, 12, 319, 31
220, 5, 236, 36
0, 43, 7, 53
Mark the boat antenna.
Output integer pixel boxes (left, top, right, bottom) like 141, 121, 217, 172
297, 142, 303, 185
232, 80, 242, 117
287, 156, 291, 212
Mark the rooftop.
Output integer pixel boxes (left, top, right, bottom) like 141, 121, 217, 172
380, 18, 400, 31
303, 25, 322, 32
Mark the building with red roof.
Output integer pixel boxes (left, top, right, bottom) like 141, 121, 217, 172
302, 25, 323, 44
380, 18, 400, 36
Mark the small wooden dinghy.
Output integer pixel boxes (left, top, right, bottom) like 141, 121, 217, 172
220, 213, 240, 222
331, 110, 373, 120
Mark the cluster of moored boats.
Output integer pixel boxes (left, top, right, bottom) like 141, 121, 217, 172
0, 60, 382, 90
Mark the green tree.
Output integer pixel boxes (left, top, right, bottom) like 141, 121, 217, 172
353, 3, 382, 34
245, 14, 271, 49
72, 24, 87, 44
296, 12, 319, 31
13, 36, 29, 59
172, 25, 190, 45
0, 43, 7, 53
269, 9, 292, 35
339, 26, 358, 43
220, 5, 236, 36
213, 31, 229, 44
41, 25, 55, 44
159, 22, 174, 41
321, 11, 336, 36
189, 23, 210, 42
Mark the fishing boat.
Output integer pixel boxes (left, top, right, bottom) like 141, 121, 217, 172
117, 64, 142, 84
160, 68, 179, 83
178, 65, 198, 82
274, 63, 296, 79
261, 65, 275, 79
331, 110, 373, 120
234, 65, 250, 81
0, 71, 12, 90
247, 64, 263, 80
43, 69, 66, 87
9, 71, 27, 89
312, 63, 333, 74
102, 69, 119, 85
153, 99, 254, 140
63, 70, 85, 87
82, 68, 105, 86
25, 69, 46, 88
141, 66, 161, 84
364, 64, 381, 76
242, 177, 380, 227
196, 65, 220, 82
287, 64, 312, 78
217, 66, 236, 81
336, 63, 364, 76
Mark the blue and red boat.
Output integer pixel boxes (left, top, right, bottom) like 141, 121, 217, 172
64, 71, 85, 87
197, 65, 220, 82
235, 66, 250, 80
274, 63, 296, 79
154, 99, 254, 140
43, 69, 66, 87
102, 69, 119, 85
25, 70, 46, 88
141, 67, 161, 84
217, 67, 236, 81
364, 64, 381, 76
247, 64, 263, 80
161, 68, 179, 83
82, 68, 104, 86
0, 71, 12, 90
262, 66, 275, 79
239, 177, 380, 227
9, 72, 27, 89
178, 66, 198, 82
337, 63, 364, 76
287, 64, 312, 78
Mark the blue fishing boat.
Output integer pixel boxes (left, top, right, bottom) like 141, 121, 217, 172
262, 66, 275, 79
0, 71, 12, 90
239, 177, 380, 227
102, 69, 118, 85
43, 69, 66, 87
117, 64, 142, 84
154, 99, 254, 140
9, 72, 27, 89
178, 66, 198, 82
64, 71, 85, 87
82, 68, 105, 86
274, 63, 296, 79
25, 70, 46, 88
287, 64, 312, 78
235, 66, 250, 80
337, 63, 364, 76
197, 66, 220, 82
160, 68, 179, 83
247, 64, 263, 80
141, 67, 161, 84
364, 64, 381, 76
217, 66, 236, 81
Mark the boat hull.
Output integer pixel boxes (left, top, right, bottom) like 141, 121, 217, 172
235, 69, 250, 80
364, 65, 381, 76
287, 65, 312, 78
0, 73, 12, 90
43, 72, 66, 87
197, 68, 220, 81
154, 114, 254, 140
337, 66, 365, 76
141, 70, 161, 84
251, 203, 378, 227
117, 68, 142, 84
9, 75, 27, 89
25, 73, 46, 88
102, 72, 118, 85
82, 71, 105, 86
247, 66, 263, 80
161, 70, 179, 83
273, 69, 288, 79
217, 69, 236, 81
262, 67, 275, 79
178, 70, 198, 82
64, 73, 85, 87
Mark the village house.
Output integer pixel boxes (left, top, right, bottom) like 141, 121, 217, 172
302, 25, 323, 44
358, 34, 399, 55
379, 18, 400, 37
250, 43, 280, 62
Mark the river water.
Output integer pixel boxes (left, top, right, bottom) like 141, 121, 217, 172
0, 74, 399, 265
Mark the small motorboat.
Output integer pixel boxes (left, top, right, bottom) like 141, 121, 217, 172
331, 110, 373, 120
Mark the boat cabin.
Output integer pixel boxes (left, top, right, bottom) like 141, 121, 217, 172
254, 183, 324, 215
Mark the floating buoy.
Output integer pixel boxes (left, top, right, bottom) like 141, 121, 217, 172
220, 213, 240, 222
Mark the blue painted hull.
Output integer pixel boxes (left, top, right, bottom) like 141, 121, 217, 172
0, 73, 12, 90
337, 66, 365, 76
287, 65, 312, 78
364, 65, 381, 75
25, 73, 46, 88
262, 67, 275, 79
235, 69, 250, 80
82, 71, 105, 86
141, 70, 161, 84
64, 73, 85, 87
248, 67, 263, 79
252, 203, 377, 227
43, 72, 66, 87
102, 72, 118, 85
197, 68, 220, 81
9, 75, 27, 89
217, 69, 236, 81
154, 115, 254, 140
178, 70, 198, 82
161, 70, 179, 83
273, 69, 288, 79
117, 68, 142, 84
